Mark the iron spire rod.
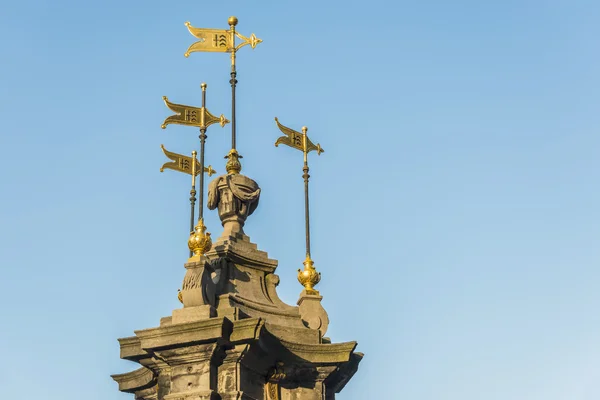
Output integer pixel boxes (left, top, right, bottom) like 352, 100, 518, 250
199, 83, 208, 221
229, 18, 238, 150
189, 150, 198, 257
302, 127, 311, 258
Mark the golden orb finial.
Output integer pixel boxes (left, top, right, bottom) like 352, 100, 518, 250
297, 255, 321, 295
201, 82, 207, 90
225, 148, 242, 174
302, 126, 308, 134
228, 16, 238, 26
188, 218, 212, 259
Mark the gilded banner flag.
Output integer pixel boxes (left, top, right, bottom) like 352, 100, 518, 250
184, 23, 232, 56
274, 118, 324, 155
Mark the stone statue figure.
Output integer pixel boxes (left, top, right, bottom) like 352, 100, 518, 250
207, 173, 260, 237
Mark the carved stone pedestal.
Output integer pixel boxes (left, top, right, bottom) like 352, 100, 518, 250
113, 173, 362, 399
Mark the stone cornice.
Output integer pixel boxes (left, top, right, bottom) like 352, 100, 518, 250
110, 366, 156, 393
259, 325, 357, 364
278, 339, 357, 364
135, 317, 232, 351
326, 351, 364, 393
230, 318, 264, 343
118, 336, 147, 361
153, 343, 218, 366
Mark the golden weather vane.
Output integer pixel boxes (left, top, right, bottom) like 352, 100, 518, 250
160, 145, 216, 257
274, 117, 325, 295
184, 16, 262, 175
161, 84, 228, 259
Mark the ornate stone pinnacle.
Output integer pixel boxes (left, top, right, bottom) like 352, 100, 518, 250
298, 255, 321, 295
225, 149, 242, 174
188, 218, 212, 259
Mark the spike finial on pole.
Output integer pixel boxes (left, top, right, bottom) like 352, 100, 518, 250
274, 118, 324, 295
184, 16, 262, 173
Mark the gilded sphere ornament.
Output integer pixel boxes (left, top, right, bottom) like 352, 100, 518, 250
297, 256, 321, 295
188, 218, 212, 258
228, 16, 238, 26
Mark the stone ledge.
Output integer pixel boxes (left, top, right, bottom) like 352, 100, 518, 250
230, 318, 264, 343
172, 305, 216, 324
135, 317, 232, 351
111, 366, 156, 393
326, 351, 364, 394
118, 336, 146, 361
279, 339, 357, 363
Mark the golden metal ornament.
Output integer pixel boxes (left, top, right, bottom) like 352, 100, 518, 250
184, 17, 261, 167
161, 96, 229, 130
225, 148, 242, 175
274, 118, 324, 155
160, 145, 216, 176
188, 218, 212, 259
297, 256, 321, 295
183, 25, 231, 55
184, 17, 262, 60
274, 118, 325, 294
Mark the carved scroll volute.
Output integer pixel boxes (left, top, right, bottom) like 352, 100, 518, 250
180, 258, 228, 308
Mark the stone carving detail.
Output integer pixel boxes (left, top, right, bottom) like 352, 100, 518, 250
207, 174, 260, 236
180, 258, 228, 308
266, 362, 285, 400
182, 268, 202, 291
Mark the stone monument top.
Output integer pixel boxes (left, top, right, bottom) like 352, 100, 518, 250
112, 16, 362, 400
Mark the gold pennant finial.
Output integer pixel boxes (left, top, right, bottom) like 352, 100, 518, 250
161, 96, 229, 130
184, 16, 262, 60
160, 145, 215, 177
184, 17, 261, 163
274, 118, 324, 156
274, 118, 325, 294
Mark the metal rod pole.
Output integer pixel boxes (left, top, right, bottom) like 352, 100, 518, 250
230, 67, 237, 150
230, 20, 237, 150
189, 151, 197, 257
302, 127, 311, 258
199, 83, 207, 221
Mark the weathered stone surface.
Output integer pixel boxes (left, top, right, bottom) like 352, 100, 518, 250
135, 385, 158, 400
172, 305, 216, 324
208, 174, 260, 238
135, 318, 232, 350
115, 316, 361, 399
114, 173, 362, 399
111, 367, 156, 393
297, 290, 330, 337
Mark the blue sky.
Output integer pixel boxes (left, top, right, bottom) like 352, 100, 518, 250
1, 1, 599, 399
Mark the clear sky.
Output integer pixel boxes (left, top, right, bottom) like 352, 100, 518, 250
1, 1, 599, 399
